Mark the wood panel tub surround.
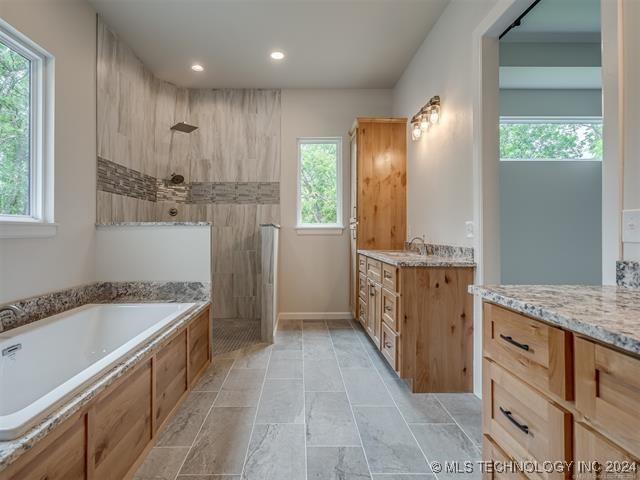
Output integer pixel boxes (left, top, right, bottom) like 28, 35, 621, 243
358, 252, 474, 393
481, 302, 640, 480
1, 305, 211, 480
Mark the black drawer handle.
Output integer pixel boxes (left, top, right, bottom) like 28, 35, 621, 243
499, 406, 529, 435
499, 334, 530, 351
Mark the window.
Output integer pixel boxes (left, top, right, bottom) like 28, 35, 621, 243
297, 138, 342, 232
500, 117, 603, 161
0, 20, 54, 238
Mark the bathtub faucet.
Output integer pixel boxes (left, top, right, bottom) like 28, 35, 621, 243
0, 305, 25, 329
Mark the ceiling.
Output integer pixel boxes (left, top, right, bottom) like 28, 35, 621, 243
501, 0, 601, 43
88, 0, 450, 89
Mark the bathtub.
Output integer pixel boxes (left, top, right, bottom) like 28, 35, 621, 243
0, 302, 197, 441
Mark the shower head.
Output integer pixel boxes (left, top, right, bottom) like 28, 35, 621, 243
170, 121, 198, 133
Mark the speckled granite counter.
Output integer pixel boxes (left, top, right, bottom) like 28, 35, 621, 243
0, 302, 210, 472
358, 250, 476, 268
470, 285, 640, 357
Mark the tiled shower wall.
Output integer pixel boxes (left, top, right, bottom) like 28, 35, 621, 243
96, 19, 281, 320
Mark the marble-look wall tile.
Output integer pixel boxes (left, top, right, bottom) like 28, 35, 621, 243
617, 261, 640, 287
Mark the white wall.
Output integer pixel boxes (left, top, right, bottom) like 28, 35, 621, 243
0, 0, 97, 303
393, 0, 497, 247
622, 0, 640, 260
279, 89, 392, 317
96, 226, 211, 282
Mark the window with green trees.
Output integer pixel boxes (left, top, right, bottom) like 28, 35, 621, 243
0, 39, 31, 216
297, 138, 342, 227
500, 119, 603, 161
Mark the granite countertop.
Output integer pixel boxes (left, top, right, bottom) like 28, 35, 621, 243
470, 285, 640, 357
358, 250, 476, 268
0, 302, 210, 471
96, 222, 213, 227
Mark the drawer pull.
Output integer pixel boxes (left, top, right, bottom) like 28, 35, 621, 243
384, 305, 392, 312
384, 341, 393, 349
370, 290, 376, 296
499, 334, 530, 351
384, 271, 392, 278
499, 406, 529, 435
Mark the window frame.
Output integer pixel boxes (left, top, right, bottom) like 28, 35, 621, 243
499, 116, 603, 162
0, 19, 55, 238
296, 137, 343, 234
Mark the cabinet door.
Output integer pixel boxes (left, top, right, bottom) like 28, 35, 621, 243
574, 422, 639, 480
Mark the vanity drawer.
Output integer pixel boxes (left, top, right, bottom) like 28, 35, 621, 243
575, 337, 640, 459
358, 273, 368, 302
358, 255, 367, 274
483, 359, 572, 480
381, 322, 398, 371
483, 303, 573, 401
574, 422, 640, 480
382, 263, 398, 291
366, 258, 382, 283
381, 288, 398, 331
483, 435, 528, 480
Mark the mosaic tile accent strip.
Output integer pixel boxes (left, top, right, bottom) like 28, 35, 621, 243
212, 319, 261, 355
98, 158, 280, 205
97, 157, 157, 201
0, 281, 211, 333
617, 261, 640, 288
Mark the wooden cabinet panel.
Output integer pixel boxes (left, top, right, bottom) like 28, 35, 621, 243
484, 303, 573, 402
575, 337, 640, 459
366, 282, 381, 347
156, 331, 187, 427
381, 322, 398, 371
189, 311, 210, 385
93, 361, 153, 480
358, 255, 366, 274
356, 119, 407, 250
483, 359, 572, 480
358, 272, 368, 302
483, 435, 528, 480
381, 288, 398, 331
7, 417, 85, 480
366, 258, 382, 284
358, 297, 367, 328
574, 422, 639, 480
382, 263, 398, 291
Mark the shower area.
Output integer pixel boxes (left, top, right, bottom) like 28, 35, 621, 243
96, 19, 281, 354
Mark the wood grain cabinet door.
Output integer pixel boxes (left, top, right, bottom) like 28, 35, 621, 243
575, 337, 640, 459
574, 422, 640, 480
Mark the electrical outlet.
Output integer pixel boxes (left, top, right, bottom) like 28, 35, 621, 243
465, 221, 475, 239
623, 210, 640, 243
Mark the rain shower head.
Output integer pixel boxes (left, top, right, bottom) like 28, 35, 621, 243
170, 121, 198, 133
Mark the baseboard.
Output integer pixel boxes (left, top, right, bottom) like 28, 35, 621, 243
278, 312, 354, 321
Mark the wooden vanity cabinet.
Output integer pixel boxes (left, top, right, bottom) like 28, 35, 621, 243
358, 253, 474, 393
482, 303, 640, 480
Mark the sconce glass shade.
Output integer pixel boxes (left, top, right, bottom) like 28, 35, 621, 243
419, 114, 430, 131
430, 105, 440, 124
412, 123, 422, 140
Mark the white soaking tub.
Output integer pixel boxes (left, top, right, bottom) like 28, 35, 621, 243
0, 303, 197, 441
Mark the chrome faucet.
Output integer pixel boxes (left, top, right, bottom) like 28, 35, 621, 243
407, 235, 426, 251
0, 305, 25, 330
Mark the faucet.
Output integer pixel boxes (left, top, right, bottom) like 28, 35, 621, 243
0, 305, 25, 329
407, 235, 426, 253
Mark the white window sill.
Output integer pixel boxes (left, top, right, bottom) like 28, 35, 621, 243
0, 221, 58, 239
296, 226, 344, 236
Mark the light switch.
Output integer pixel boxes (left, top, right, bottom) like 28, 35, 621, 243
465, 221, 475, 239
623, 210, 640, 243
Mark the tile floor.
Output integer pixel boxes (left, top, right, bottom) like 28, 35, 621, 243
134, 319, 482, 480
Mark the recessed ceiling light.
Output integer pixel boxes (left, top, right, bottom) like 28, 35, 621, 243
191, 64, 204, 72
270, 51, 285, 60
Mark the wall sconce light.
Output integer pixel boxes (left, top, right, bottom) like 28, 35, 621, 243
410, 95, 441, 141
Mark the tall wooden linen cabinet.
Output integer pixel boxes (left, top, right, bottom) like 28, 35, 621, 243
349, 118, 407, 319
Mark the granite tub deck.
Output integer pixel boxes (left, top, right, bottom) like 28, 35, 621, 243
0, 302, 211, 473
470, 285, 640, 356
358, 249, 476, 268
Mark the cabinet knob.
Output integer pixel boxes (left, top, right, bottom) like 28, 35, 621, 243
384, 341, 393, 349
